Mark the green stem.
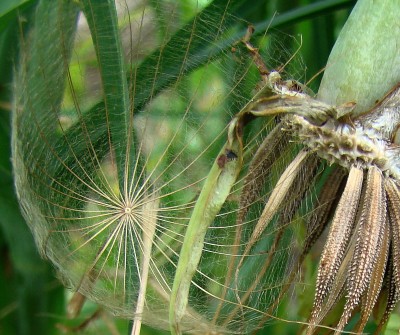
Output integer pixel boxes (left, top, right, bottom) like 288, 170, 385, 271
318, 0, 400, 115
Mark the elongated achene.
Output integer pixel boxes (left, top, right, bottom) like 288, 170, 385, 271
311, 165, 363, 320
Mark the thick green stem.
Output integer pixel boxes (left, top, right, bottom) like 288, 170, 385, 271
318, 0, 400, 115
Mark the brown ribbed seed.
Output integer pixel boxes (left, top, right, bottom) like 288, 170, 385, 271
239, 149, 311, 259
380, 178, 400, 326
310, 165, 363, 320
307, 231, 357, 335
253, 154, 320, 319
234, 150, 314, 290
303, 166, 347, 254
355, 215, 389, 333
375, 253, 396, 334
266, 167, 346, 334
277, 153, 319, 225
335, 165, 386, 333
386, 179, 400, 288
236, 123, 289, 228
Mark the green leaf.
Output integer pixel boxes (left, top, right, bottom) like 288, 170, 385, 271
253, 0, 355, 32
0, 0, 37, 33
81, 0, 132, 191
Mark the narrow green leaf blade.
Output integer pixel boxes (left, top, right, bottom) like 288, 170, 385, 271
81, 0, 131, 192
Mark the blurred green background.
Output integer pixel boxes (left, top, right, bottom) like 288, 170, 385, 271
0, 0, 358, 334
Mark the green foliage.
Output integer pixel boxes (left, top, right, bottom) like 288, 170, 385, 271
0, 1, 365, 334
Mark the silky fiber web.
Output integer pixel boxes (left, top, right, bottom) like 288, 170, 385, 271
13, 1, 309, 333
12, 0, 400, 334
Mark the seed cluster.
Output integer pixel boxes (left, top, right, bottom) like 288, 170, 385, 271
234, 76, 400, 333
231, 26, 400, 334
286, 114, 400, 178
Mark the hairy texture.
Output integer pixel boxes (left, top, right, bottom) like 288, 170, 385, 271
214, 123, 290, 320
381, 179, 400, 325
240, 154, 320, 320
233, 149, 315, 307
170, 131, 243, 335
13, 1, 399, 332
287, 113, 400, 179
231, 79, 400, 333
310, 165, 363, 320
277, 153, 320, 225
375, 254, 396, 334
336, 166, 386, 333
262, 166, 346, 320
303, 166, 347, 254
355, 215, 389, 332
232, 29, 400, 334
386, 179, 400, 289
244, 150, 310, 251
236, 122, 289, 228
307, 233, 356, 334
